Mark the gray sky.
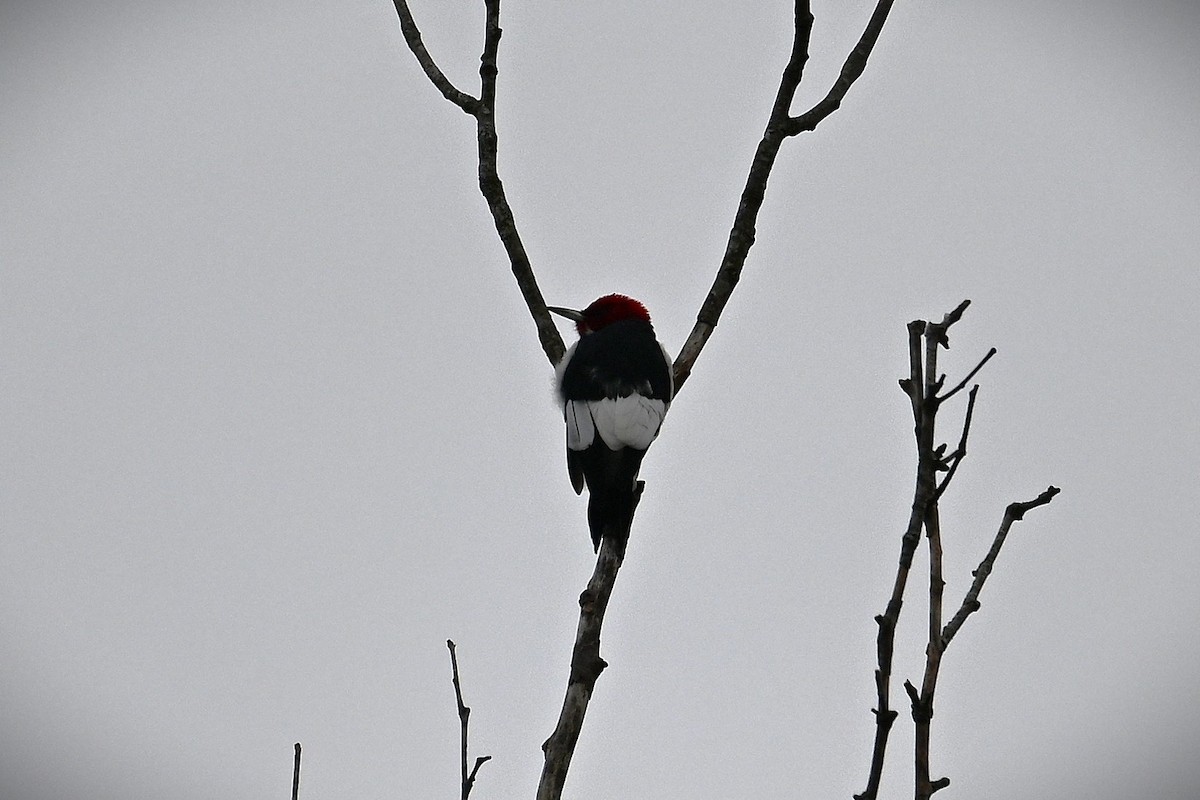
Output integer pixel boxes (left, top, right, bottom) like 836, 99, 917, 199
3, 1, 1199, 798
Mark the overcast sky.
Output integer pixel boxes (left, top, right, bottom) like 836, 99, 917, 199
3, 1, 1199, 799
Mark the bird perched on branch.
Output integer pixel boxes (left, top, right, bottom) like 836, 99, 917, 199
549, 294, 673, 552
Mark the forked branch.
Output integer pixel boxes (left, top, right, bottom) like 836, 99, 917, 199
447, 640, 491, 800
395, 0, 896, 393
393, 2, 478, 112
393, 0, 565, 365
858, 304, 1059, 800
857, 302, 971, 800
672, 0, 896, 393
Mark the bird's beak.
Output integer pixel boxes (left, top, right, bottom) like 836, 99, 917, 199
547, 305, 585, 322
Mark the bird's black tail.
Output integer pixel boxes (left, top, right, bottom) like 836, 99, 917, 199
586, 486, 637, 553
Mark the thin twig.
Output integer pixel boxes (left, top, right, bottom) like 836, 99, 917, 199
937, 298, 973, 338
911, 486, 1059, 798
292, 743, 301, 800
939, 347, 996, 404
933, 385, 979, 501
447, 640, 491, 800
942, 486, 1060, 646
392, 1, 479, 112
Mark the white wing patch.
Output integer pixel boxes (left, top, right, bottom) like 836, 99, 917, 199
556, 339, 672, 453
564, 398, 595, 451
563, 395, 667, 452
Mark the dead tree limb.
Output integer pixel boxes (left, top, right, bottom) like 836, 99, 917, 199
857, 303, 1059, 800
672, 0, 896, 393
393, 0, 565, 365
855, 301, 969, 800
941, 486, 1061, 647
447, 640, 491, 800
292, 743, 301, 800
537, 499, 636, 800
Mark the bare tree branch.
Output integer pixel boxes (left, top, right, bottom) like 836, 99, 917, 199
447, 640, 491, 800
292, 743, 301, 800
933, 385, 979, 501
861, 304, 1060, 800
941, 486, 1061, 646
673, 0, 897, 394
393, 1, 479, 112
939, 347, 996, 404
910, 484, 1059, 798
856, 301, 971, 800
909, 305, 987, 799
913, 501, 949, 797
537, 488, 640, 800
392, 0, 565, 365
670, 0, 813, 394
787, 0, 897, 134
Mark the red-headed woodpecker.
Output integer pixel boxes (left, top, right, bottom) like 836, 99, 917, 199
549, 294, 673, 552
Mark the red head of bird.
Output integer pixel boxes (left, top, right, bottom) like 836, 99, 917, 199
547, 294, 653, 337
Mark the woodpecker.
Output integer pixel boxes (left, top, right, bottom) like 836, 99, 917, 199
549, 294, 673, 552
